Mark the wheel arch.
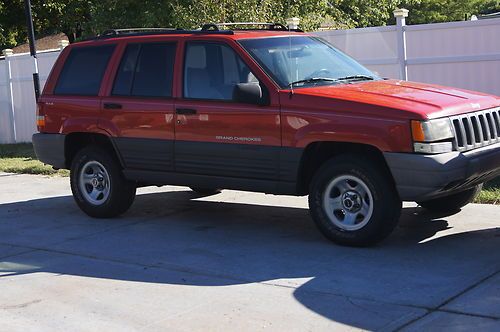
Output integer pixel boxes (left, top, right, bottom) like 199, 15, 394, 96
296, 141, 397, 195
64, 132, 123, 169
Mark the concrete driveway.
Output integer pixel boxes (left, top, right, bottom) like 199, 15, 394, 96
0, 172, 499, 331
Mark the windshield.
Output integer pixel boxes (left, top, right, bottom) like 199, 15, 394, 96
239, 36, 378, 88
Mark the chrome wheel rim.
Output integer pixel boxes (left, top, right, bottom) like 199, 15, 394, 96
78, 161, 110, 206
322, 175, 374, 231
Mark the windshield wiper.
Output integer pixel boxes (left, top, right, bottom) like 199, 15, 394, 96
289, 75, 375, 87
289, 77, 336, 87
335, 75, 375, 82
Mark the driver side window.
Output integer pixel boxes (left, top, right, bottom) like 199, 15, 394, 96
183, 42, 258, 101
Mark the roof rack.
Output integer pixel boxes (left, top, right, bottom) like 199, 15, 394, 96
100, 28, 179, 37
201, 22, 303, 32
94, 27, 234, 40
87, 22, 300, 42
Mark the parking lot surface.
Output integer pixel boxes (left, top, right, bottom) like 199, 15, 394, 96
0, 172, 499, 331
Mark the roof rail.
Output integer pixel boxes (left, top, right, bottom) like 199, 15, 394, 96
100, 28, 179, 37
201, 22, 303, 32
84, 22, 300, 42
92, 27, 234, 40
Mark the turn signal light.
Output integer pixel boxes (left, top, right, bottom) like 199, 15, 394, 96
36, 115, 45, 128
411, 120, 425, 142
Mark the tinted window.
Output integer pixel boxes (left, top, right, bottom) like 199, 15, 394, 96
112, 43, 176, 98
112, 44, 140, 95
184, 42, 258, 100
55, 45, 115, 95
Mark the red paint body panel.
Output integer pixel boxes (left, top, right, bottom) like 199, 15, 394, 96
174, 100, 281, 146
39, 95, 102, 134
99, 98, 175, 139
289, 79, 500, 121
37, 31, 500, 154
279, 90, 412, 151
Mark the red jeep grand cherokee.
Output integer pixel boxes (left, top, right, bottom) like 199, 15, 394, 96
33, 24, 500, 246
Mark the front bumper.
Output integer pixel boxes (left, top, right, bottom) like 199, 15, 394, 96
32, 133, 66, 169
384, 142, 500, 201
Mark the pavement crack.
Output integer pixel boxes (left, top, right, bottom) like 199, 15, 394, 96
436, 269, 500, 309
394, 268, 500, 331
45, 205, 196, 247
2, 240, 499, 327
436, 308, 499, 320
0, 248, 39, 261
0, 299, 42, 310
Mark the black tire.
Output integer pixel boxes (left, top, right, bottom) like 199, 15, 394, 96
417, 184, 482, 214
70, 146, 136, 218
190, 187, 222, 195
308, 155, 401, 247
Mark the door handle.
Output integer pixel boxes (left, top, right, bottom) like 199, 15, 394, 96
176, 108, 197, 115
104, 103, 122, 109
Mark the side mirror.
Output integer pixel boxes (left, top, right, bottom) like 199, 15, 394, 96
233, 83, 269, 105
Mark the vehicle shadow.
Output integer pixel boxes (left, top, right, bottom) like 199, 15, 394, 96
1, 190, 499, 330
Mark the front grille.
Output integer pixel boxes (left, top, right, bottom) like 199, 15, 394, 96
450, 107, 500, 152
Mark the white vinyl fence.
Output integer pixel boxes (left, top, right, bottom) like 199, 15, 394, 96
0, 47, 63, 143
315, 12, 500, 96
1, 11, 500, 144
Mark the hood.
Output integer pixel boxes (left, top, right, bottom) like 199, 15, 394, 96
289, 79, 500, 120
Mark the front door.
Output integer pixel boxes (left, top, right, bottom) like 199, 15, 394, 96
174, 40, 281, 182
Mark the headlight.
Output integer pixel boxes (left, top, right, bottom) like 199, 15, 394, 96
411, 118, 454, 154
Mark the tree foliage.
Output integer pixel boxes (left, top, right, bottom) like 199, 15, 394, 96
399, 0, 500, 24
0, 0, 92, 48
1, 0, 499, 50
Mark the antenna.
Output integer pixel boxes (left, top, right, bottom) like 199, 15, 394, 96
287, 4, 294, 96
288, 27, 293, 96
24, 0, 40, 100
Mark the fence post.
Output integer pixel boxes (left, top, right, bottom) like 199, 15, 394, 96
286, 17, 300, 30
2, 49, 16, 143
394, 8, 409, 80
58, 39, 69, 50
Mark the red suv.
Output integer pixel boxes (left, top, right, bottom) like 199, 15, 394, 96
33, 24, 500, 246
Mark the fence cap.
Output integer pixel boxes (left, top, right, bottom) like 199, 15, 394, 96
393, 8, 409, 18
286, 17, 300, 29
58, 40, 69, 50
2, 49, 14, 56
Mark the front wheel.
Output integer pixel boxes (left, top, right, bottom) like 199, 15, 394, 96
417, 184, 482, 214
70, 146, 136, 218
308, 155, 401, 247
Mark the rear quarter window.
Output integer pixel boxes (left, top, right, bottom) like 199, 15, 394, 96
54, 44, 115, 96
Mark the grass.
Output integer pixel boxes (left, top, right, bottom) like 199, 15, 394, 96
0, 143, 498, 204
0, 143, 69, 176
476, 177, 500, 205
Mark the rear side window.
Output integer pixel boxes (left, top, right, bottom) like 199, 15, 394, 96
55, 45, 115, 95
112, 43, 176, 98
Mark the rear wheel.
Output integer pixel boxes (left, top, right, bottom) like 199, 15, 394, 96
417, 184, 482, 214
308, 155, 401, 247
70, 146, 136, 218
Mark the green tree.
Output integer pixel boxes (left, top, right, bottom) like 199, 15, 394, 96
397, 0, 500, 24
326, 0, 400, 28
1, 0, 499, 50
0, 0, 25, 49
0, 0, 92, 49
87, 0, 330, 32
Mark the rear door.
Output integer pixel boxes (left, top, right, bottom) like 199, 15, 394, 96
100, 41, 178, 171
174, 40, 281, 182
